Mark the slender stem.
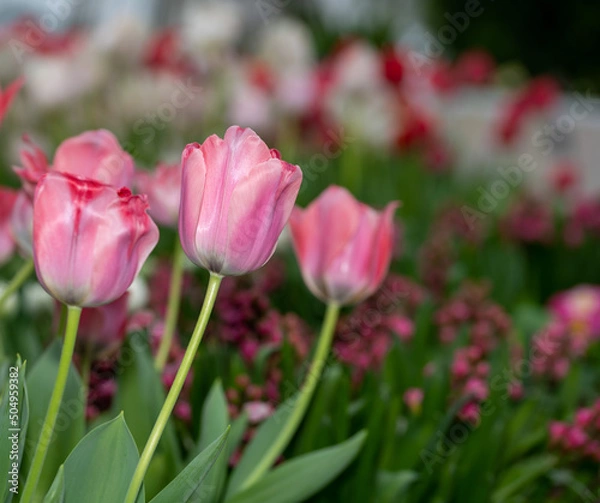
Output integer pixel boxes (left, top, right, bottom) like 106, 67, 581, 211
154, 239, 186, 372
237, 302, 340, 493
124, 273, 222, 503
57, 304, 68, 340
21, 305, 82, 503
0, 259, 34, 313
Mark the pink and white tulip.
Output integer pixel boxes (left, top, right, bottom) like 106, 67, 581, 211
289, 186, 397, 305
135, 162, 181, 227
179, 126, 302, 276
33, 172, 159, 307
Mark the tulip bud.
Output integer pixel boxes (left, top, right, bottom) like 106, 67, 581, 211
0, 186, 18, 265
33, 172, 159, 307
289, 186, 398, 305
179, 125, 302, 276
135, 162, 181, 227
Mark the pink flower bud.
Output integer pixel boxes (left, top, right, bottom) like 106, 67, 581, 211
15, 130, 134, 194
135, 162, 181, 227
244, 401, 274, 424
0, 187, 18, 265
179, 126, 302, 276
289, 186, 398, 305
33, 172, 159, 307
548, 421, 567, 445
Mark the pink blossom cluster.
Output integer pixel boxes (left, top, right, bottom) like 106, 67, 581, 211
500, 196, 555, 244
334, 274, 425, 376
210, 262, 312, 370
549, 400, 600, 462
435, 282, 512, 352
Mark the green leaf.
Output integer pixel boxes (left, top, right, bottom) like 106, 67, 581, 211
375, 470, 419, 503
225, 395, 297, 498
42, 465, 65, 503
150, 427, 230, 503
24, 341, 84, 500
0, 357, 28, 503
195, 380, 229, 503
114, 333, 181, 495
226, 413, 248, 462
58, 414, 143, 503
492, 454, 557, 503
225, 430, 367, 503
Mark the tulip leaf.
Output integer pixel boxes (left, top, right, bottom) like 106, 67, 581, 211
0, 357, 28, 503
375, 470, 419, 503
54, 414, 144, 503
42, 465, 64, 503
225, 395, 297, 498
491, 454, 558, 503
150, 427, 230, 503
195, 380, 229, 502
225, 430, 367, 503
24, 341, 84, 500
114, 332, 181, 496
226, 412, 248, 462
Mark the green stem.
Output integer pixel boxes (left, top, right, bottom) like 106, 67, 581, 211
57, 304, 68, 340
21, 305, 82, 503
124, 273, 222, 503
238, 302, 340, 493
0, 259, 34, 313
154, 239, 186, 372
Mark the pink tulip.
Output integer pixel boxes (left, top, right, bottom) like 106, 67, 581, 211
289, 186, 398, 305
33, 172, 159, 307
0, 187, 19, 265
14, 130, 134, 194
135, 162, 181, 227
0, 77, 23, 126
179, 126, 302, 276
10, 191, 34, 257
77, 292, 129, 348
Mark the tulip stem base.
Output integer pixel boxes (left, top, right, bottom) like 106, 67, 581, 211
236, 302, 340, 494
21, 304, 82, 503
0, 259, 34, 313
124, 272, 222, 503
154, 239, 186, 372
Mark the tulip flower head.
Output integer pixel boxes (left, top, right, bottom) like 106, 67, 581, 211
289, 186, 398, 305
33, 172, 159, 307
179, 125, 302, 276
14, 129, 134, 195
